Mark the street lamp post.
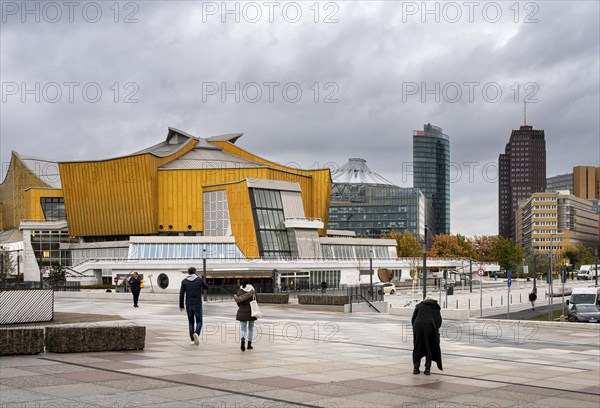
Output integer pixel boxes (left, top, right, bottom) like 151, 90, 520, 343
469, 254, 473, 293
422, 225, 428, 300
548, 242, 553, 322
202, 247, 207, 302
16, 255, 22, 288
0, 249, 4, 288
533, 254, 537, 291
369, 250, 373, 301
595, 247, 598, 287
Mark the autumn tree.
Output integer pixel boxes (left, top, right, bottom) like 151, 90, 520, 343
383, 231, 422, 257
471, 235, 497, 262
428, 234, 470, 257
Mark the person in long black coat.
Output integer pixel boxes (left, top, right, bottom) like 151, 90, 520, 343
411, 297, 443, 375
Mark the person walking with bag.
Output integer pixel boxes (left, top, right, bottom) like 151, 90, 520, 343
179, 267, 210, 346
529, 287, 537, 311
411, 297, 443, 375
128, 271, 142, 308
234, 278, 257, 351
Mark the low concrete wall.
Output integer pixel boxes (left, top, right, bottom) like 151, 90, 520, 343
256, 293, 289, 304
0, 289, 54, 324
0, 328, 45, 355
45, 324, 145, 353
298, 294, 347, 306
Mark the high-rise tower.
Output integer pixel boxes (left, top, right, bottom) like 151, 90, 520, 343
498, 125, 546, 239
413, 124, 450, 235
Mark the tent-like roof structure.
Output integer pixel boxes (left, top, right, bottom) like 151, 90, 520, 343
331, 158, 395, 186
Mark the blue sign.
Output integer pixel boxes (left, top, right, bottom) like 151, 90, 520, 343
507, 278, 512, 288
507, 270, 512, 279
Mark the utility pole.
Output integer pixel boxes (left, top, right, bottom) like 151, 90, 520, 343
595, 247, 598, 287
469, 254, 473, 293
422, 225, 428, 300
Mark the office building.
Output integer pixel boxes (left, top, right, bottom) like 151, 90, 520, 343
547, 173, 573, 194
516, 191, 599, 256
573, 166, 600, 199
413, 124, 450, 235
498, 125, 546, 239
328, 158, 433, 240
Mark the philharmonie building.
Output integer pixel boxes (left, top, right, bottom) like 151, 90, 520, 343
1, 128, 417, 292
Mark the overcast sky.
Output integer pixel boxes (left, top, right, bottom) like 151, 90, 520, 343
1, 1, 599, 237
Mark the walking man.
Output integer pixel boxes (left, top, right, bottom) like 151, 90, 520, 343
128, 271, 142, 308
179, 267, 209, 346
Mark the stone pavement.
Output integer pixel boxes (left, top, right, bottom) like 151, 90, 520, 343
1, 296, 599, 408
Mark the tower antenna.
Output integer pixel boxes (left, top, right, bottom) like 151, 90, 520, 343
524, 101, 527, 125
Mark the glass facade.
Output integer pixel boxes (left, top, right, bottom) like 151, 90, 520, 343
321, 244, 392, 259
40, 197, 66, 220
413, 124, 450, 235
279, 270, 341, 290
250, 188, 292, 259
30, 229, 78, 268
328, 184, 431, 240
129, 243, 245, 260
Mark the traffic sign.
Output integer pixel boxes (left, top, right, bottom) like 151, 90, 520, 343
477, 268, 485, 277
507, 270, 512, 279
507, 278, 512, 287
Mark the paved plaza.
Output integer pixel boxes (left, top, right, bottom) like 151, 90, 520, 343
1, 289, 599, 408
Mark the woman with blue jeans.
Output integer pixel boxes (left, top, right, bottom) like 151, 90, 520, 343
234, 278, 257, 351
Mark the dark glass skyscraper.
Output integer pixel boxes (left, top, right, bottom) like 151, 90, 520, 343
498, 125, 546, 239
413, 124, 450, 235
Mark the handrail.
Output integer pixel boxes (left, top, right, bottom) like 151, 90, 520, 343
357, 295, 380, 313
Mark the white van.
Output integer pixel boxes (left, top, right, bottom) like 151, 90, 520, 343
578, 265, 599, 280
568, 286, 600, 310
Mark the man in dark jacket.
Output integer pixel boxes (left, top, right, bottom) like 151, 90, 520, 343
411, 297, 443, 375
128, 272, 142, 308
179, 267, 209, 346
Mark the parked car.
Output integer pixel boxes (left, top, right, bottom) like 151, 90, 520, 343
567, 304, 600, 323
376, 282, 396, 295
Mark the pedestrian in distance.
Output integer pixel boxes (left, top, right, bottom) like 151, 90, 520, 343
321, 281, 327, 294
234, 278, 257, 352
529, 287, 537, 311
179, 267, 209, 346
411, 297, 443, 375
128, 271, 142, 308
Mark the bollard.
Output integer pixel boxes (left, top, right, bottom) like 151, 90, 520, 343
511, 294, 513, 304
468, 298, 470, 309
456, 299, 458, 309
491, 297, 493, 307
520, 293, 522, 303
501, 296, 503, 306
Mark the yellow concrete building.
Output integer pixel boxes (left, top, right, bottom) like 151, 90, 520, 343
1, 128, 334, 281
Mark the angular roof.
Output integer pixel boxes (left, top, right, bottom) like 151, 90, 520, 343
331, 158, 395, 186
18, 153, 62, 189
130, 127, 196, 158
160, 145, 264, 170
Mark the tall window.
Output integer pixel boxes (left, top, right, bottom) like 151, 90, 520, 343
250, 188, 291, 259
40, 197, 66, 220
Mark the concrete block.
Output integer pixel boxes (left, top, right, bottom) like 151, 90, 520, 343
256, 293, 289, 304
45, 325, 145, 353
298, 294, 347, 306
0, 328, 45, 355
